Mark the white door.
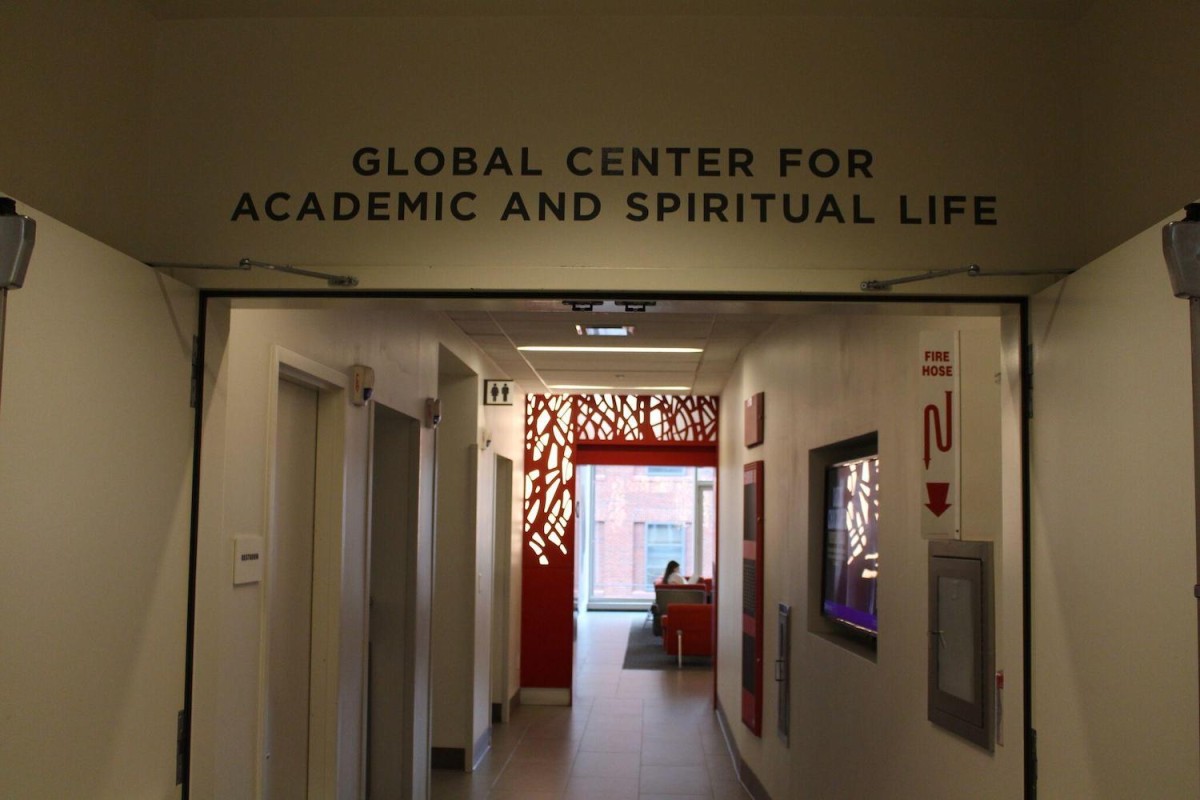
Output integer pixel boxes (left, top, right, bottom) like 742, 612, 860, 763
264, 377, 318, 799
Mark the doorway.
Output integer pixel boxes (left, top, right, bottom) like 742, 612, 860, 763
577, 463, 716, 610
263, 376, 318, 799
491, 455, 515, 723
366, 404, 422, 798
182, 296, 1027, 800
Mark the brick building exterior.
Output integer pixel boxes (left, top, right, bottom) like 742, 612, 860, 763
584, 465, 716, 601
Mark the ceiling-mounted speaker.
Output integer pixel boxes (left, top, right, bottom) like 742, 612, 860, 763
0, 198, 36, 290
1164, 202, 1200, 299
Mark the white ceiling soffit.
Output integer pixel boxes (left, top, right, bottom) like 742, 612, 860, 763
144, 0, 1096, 21
452, 304, 796, 396
227, 296, 1009, 397
447, 297, 1008, 395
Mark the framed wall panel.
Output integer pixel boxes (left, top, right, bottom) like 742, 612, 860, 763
743, 392, 764, 448
742, 461, 765, 736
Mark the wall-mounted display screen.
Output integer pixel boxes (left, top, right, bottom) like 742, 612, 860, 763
822, 454, 880, 636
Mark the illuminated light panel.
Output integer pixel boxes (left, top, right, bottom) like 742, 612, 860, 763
518, 346, 703, 353
548, 385, 692, 391
575, 324, 635, 337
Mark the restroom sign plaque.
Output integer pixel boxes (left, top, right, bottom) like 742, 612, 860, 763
919, 331, 961, 538
484, 379, 515, 406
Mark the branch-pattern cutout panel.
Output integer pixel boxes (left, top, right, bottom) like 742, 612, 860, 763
523, 394, 719, 567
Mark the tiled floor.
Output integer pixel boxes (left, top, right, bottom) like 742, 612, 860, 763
431, 610, 752, 800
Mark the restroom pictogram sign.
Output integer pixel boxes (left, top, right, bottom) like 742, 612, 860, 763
919, 331, 960, 538
484, 379, 515, 406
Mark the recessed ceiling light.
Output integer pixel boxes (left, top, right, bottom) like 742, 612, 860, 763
575, 324, 635, 337
548, 385, 692, 391
519, 346, 702, 353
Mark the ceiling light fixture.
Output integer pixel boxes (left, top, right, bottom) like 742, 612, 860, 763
518, 345, 702, 353
575, 324, 635, 337
548, 384, 692, 390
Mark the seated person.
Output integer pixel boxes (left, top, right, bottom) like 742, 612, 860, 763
652, 561, 707, 635
662, 559, 691, 585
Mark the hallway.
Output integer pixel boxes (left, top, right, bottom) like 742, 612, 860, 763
431, 610, 751, 800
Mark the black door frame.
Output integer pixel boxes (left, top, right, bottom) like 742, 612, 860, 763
179, 289, 1034, 799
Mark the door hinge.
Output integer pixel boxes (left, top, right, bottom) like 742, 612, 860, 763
189, 335, 200, 409
176, 708, 189, 786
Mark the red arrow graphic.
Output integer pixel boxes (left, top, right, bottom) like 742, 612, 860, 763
925, 482, 952, 517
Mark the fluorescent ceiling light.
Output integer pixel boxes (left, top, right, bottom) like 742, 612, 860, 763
549, 385, 692, 391
575, 324, 635, 337
519, 346, 702, 353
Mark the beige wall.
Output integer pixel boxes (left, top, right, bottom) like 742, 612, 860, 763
140, 13, 1072, 295
0, 198, 196, 798
0, 4, 1194, 295
2, 3, 1196, 297
193, 302, 524, 797
718, 310, 1021, 798
0, 2, 155, 256
1029, 213, 1200, 797
1075, 0, 1200, 265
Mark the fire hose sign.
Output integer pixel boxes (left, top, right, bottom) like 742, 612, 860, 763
919, 331, 961, 538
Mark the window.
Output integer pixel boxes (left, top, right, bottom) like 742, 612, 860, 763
644, 522, 685, 587
646, 465, 688, 477
578, 464, 716, 607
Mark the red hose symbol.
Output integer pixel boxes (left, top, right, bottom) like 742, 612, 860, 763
923, 391, 953, 469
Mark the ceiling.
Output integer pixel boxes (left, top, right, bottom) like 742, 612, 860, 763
233, 295, 1010, 397
445, 303, 776, 395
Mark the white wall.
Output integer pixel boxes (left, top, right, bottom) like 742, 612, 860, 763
718, 310, 1021, 799
430, 347, 496, 763
1030, 212, 1200, 797
0, 199, 196, 798
192, 300, 524, 798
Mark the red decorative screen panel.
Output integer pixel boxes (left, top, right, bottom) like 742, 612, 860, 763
524, 394, 718, 568
520, 394, 719, 693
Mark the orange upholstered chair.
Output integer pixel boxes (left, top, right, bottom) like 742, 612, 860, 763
661, 603, 713, 662
652, 582, 708, 636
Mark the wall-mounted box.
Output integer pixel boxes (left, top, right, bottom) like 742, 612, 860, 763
928, 539, 994, 750
744, 392, 764, 447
